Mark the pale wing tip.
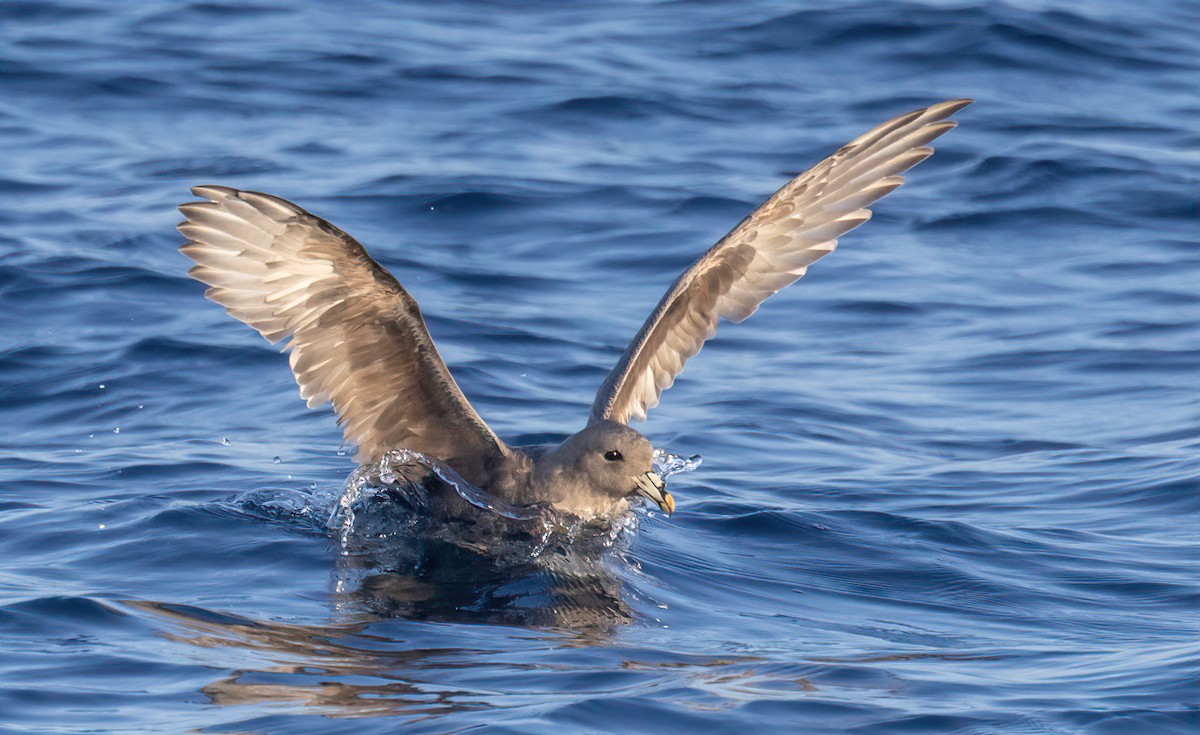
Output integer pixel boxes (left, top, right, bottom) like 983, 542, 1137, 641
190, 184, 237, 200
176, 201, 220, 226
185, 185, 306, 223
930, 98, 974, 118
239, 189, 305, 219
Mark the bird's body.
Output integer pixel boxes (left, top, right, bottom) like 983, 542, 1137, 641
179, 99, 971, 520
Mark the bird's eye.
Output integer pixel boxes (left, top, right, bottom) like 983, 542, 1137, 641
603, 450, 623, 462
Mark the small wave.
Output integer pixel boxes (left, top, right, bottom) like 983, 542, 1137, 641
126, 154, 287, 179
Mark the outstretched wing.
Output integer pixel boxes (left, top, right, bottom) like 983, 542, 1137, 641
590, 99, 972, 424
179, 186, 508, 479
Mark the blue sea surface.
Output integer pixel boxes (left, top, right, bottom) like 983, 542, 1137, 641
1, 1, 1197, 733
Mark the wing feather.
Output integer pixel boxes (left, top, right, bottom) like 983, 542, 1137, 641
179, 186, 509, 482
590, 99, 972, 425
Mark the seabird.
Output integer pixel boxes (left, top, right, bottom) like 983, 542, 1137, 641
179, 99, 971, 519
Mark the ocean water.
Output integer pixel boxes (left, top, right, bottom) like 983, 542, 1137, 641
1, 0, 1197, 732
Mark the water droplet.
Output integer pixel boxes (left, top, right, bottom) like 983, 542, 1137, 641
273, 456, 281, 464
220, 437, 231, 446
652, 448, 703, 478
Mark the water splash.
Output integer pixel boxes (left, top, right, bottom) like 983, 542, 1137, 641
234, 486, 325, 526
529, 515, 559, 558
332, 469, 367, 552
233, 446, 701, 554
304, 445, 700, 556
653, 448, 703, 479
327, 449, 546, 550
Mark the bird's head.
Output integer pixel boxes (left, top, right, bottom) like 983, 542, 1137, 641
546, 420, 673, 516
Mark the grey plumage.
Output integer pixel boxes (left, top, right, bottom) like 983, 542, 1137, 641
179, 99, 971, 518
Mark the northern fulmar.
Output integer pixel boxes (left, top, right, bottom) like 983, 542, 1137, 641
179, 99, 971, 519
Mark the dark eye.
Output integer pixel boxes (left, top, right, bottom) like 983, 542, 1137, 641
603, 450, 623, 462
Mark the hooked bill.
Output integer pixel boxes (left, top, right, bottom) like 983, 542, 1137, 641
634, 471, 674, 515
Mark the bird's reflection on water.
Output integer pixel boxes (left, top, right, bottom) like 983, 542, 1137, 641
330, 496, 640, 631
124, 599, 497, 718
124, 574, 766, 723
